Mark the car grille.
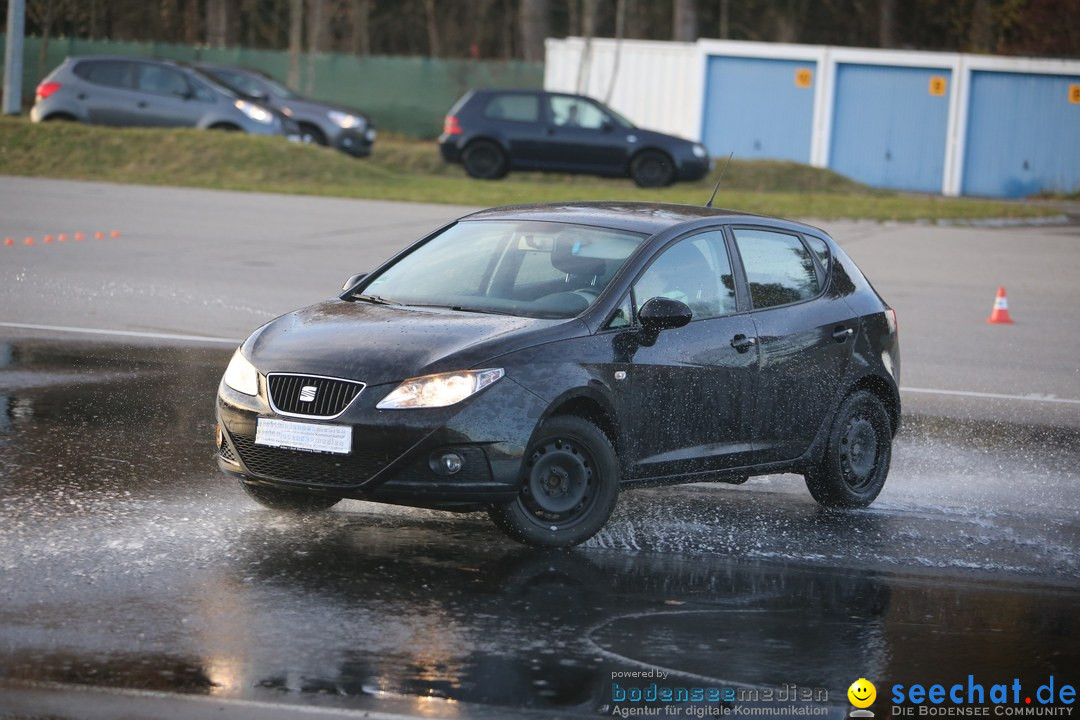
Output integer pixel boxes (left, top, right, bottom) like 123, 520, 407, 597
267, 374, 364, 418
219, 439, 237, 462
230, 432, 390, 487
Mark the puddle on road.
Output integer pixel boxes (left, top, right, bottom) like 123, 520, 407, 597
1, 335, 1078, 716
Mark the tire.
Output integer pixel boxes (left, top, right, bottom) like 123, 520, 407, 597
804, 390, 892, 508
630, 150, 675, 188
299, 123, 328, 146
209, 123, 242, 132
240, 480, 341, 512
462, 140, 509, 180
488, 415, 619, 547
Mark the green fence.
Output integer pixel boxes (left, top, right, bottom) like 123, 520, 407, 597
0, 35, 544, 138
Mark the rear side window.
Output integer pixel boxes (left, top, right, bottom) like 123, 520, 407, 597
135, 64, 190, 96
804, 235, 831, 272
733, 228, 821, 309
74, 60, 132, 89
483, 94, 539, 122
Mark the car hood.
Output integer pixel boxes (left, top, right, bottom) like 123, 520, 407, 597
279, 96, 371, 123
242, 300, 567, 387
631, 127, 695, 148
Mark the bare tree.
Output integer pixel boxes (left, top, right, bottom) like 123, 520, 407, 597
878, 0, 895, 47
422, 0, 441, 57
673, 0, 697, 42
207, 0, 228, 47
519, 0, 550, 62
351, 0, 372, 55
306, 0, 324, 94
575, 0, 598, 93
288, 0, 303, 89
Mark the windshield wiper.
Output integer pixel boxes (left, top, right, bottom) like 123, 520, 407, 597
449, 305, 516, 316
352, 294, 394, 305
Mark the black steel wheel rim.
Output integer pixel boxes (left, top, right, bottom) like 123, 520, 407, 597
469, 147, 500, 176
637, 158, 665, 185
521, 436, 596, 525
840, 417, 879, 491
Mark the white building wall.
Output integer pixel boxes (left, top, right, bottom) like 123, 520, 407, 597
544, 37, 700, 141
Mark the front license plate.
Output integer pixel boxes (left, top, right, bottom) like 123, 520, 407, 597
255, 418, 352, 455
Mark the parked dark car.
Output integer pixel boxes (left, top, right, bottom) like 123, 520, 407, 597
439, 90, 712, 187
216, 202, 900, 547
195, 63, 377, 158
31, 56, 294, 137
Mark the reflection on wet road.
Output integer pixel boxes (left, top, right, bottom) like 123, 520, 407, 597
1, 336, 1077, 718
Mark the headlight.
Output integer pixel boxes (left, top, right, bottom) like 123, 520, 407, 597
223, 348, 259, 396
377, 369, 504, 409
235, 100, 274, 125
692, 144, 708, 159
329, 110, 366, 130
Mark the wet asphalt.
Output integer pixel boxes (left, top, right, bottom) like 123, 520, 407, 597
0, 336, 1077, 719
2, 179, 1079, 718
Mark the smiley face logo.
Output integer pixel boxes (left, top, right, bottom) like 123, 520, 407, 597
848, 678, 876, 708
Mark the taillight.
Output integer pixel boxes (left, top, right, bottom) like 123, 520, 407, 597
443, 115, 462, 135
36, 81, 61, 99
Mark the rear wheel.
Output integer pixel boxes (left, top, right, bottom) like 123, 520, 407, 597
240, 481, 341, 512
804, 391, 892, 508
488, 415, 619, 547
462, 139, 509, 180
630, 150, 675, 188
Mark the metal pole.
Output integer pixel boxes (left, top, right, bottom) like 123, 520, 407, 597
2, 0, 26, 115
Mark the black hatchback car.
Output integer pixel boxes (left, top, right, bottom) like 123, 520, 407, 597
439, 90, 711, 187
216, 202, 900, 547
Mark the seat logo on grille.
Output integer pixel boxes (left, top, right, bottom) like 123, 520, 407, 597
299, 386, 318, 402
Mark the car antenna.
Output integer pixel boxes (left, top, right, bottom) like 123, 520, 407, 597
705, 152, 734, 208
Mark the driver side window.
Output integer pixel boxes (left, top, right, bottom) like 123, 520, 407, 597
632, 231, 735, 321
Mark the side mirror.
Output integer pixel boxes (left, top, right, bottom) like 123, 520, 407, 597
639, 297, 692, 332
601, 119, 614, 133
341, 272, 367, 292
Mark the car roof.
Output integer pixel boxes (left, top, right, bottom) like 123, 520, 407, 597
460, 202, 792, 236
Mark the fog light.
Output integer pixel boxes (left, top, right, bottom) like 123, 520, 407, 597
430, 452, 464, 476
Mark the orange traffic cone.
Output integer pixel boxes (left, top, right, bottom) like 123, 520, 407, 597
986, 287, 1014, 324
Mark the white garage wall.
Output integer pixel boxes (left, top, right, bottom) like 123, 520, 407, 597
544, 37, 701, 141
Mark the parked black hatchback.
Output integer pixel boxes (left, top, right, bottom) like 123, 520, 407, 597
439, 90, 711, 187
216, 202, 900, 547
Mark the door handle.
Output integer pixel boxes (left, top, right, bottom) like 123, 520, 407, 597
731, 334, 757, 353
137, 101, 148, 109
832, 325, 854, 342
545, 127, 556, 135
77, 93, 87, 100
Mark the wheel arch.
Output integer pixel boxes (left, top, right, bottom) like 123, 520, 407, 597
542, 390, 620, 456
849, 373, 901, 436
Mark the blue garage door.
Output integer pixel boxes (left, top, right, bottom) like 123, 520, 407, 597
829, 64, 951, 193
962, 71, 1080, 198
701, 56, 816, 163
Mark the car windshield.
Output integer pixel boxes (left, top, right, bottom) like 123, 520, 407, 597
356, 220, 646, 319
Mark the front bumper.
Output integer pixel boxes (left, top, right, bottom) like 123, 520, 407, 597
333, 127, 377, 158
216, 373, 546, 508
676, 154, 711, 182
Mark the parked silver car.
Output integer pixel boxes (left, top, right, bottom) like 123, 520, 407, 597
195, 63, 376, 157
31, 56, 293, 137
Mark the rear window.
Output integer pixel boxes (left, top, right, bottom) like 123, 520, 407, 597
73, 60, 132, 89
733, 228, 822, 309
483, 94, 540, 123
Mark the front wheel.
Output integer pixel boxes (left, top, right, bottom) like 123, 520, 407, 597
804, 390, 892, 508
240, 481, 341, 512
630, 150, 675, 188
488, 415, 619, 547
